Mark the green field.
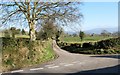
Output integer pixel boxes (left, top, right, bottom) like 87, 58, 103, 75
59, 36, 120, 54
0, 33, 30, 38
0, 33, 4, 37
60, 36, 114, 43
15, 34, 30, 38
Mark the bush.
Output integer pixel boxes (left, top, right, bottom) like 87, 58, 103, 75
58, 37, 120, 54
95, 37, 120, 49
82, 42, 94, 49
2, 37, 55, 72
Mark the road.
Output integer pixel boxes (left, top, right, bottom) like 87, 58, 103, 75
2, 40, 119, 75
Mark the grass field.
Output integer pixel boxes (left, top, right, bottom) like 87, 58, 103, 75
59, 37, 120, 54
0, 33, 4, 37
15, 34, 30, 38
60, 36, 114, 43
0, 33, 30, 38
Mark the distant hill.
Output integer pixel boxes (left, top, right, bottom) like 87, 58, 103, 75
84, 27, 118, 34
64, 27, 118, 35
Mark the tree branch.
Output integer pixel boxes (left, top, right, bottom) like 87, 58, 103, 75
2, 9, 21, 24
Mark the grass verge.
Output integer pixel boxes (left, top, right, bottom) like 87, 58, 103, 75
2, 37, 56, 72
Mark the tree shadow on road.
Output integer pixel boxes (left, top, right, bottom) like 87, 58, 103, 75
67, 54, 120, 75
3, 65, 120, 75
3, 55, 120, 75
67, 65, 120, 75
90, 54, 120, 59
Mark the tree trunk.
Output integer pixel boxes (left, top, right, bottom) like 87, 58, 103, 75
29, 21, 36, 41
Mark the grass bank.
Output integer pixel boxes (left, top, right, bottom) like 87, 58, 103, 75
1, 37, 56, 72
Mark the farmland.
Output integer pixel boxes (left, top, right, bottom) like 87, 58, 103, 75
58, 35, 120, 54
60, 36, 114, 43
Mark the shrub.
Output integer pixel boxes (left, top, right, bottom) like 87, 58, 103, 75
82, 42, 94, 49
2, 37, 55, 72
58, 37, 120, 54
79, 31, 85, 41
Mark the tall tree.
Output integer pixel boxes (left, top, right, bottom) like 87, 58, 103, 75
10, 27, 17, 38
55, 29, 63, 42
21, 29, 26, 35
0, 1, 82, 41
101, 30, 110, 37
37, 20, 59, 40
79, 31, 85, 41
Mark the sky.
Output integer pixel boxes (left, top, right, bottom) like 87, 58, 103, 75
63, 2, 118, 33
0, 0, 119, 2
82, 0, 119, 2
81, 2, 118, 31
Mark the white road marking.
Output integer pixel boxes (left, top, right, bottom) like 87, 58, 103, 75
78, 62, 83, 65
0, 73, 2, 75
30, 68, 44, 71
48, 66, 59, 69
45, 64, 55, 67
59, 63, 67, 65
64, 64, 74, 66
72, 61, 80, 63
11, 70, 23, 73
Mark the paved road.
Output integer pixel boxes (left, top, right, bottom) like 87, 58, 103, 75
2, 40, 119, 75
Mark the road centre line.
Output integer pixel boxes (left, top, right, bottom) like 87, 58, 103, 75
78, 62, 83, 65
72, 61, 80, 63
48, 66, 59, 69
64, 64, 74, 66
45, 64, 55, 67
11, 70, 23, 73
59, 63, 67, 65
30, 68, 44, 71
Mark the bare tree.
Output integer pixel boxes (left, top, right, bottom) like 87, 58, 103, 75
0, 1, 82, 41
